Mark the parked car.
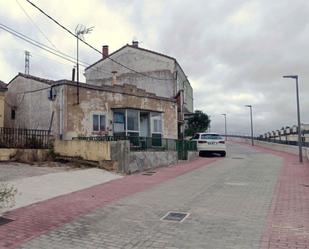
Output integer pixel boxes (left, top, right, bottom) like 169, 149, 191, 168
191, 133, 226, 157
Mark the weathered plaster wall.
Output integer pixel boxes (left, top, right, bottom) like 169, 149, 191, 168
64, 84, 178, 140
85, 46, 175, 83
0, 148, 49, 162
4, 76, 53, 130
0, 92, 5, 127
54, 139, 111, 161
88, 70, 175, 99
86, 46, 176, 99
175, 63, 193, 113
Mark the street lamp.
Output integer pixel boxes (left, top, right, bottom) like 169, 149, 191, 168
75, 24, 93, 104
245, 105, 254, 146
221, 114, 227, 141
283, 75, 303, 163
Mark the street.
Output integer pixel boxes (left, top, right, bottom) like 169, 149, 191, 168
0, 143, 308, 249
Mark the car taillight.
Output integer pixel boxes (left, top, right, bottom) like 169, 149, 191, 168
198, 141, 207, 144
219, 141, 225, 144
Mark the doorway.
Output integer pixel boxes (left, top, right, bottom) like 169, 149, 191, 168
140, 112, 150, 137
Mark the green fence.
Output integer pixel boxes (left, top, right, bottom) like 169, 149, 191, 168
176, 140, 197, 160
74, 135, 197, 158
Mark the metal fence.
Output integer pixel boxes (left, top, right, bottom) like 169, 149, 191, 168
0, 127, 52, 149
225, 134, 309, 147
74, 135, 197, 152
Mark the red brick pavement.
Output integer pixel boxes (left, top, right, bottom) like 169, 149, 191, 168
257, 147, 309, 249
0, 157, 218, 249
232, 141, 309, 248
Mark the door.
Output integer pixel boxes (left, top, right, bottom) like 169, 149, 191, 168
140, 113, 150, 137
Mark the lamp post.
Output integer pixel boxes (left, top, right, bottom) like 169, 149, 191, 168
283, 75, 303, 163
75, 25, 93, 104
221, 113, 227, 141
245, 105, 254, 146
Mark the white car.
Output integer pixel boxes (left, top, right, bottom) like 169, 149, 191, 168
192, 133, 227, 157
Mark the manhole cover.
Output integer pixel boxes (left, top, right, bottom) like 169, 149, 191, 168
0, 217, 13, 226
232, 157, 244, 159
142, 171, 156, 176
161, 211, 190, 222
225, 182, 248, 186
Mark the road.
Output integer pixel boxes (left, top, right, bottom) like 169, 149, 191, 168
0, 143, 308, 249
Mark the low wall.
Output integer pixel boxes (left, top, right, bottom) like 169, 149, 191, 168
187, 151, 199, 161
230, 137, 309, 161
110, 140, 130, 173
54, 139, 197, 174
54, 139, 111, 161
125, 151, 178, 174
0, 148, 49, 162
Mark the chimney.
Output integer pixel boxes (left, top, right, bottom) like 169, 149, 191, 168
132, 40, 139, 47
102, 45, 109, 59
111, 71, 117, 85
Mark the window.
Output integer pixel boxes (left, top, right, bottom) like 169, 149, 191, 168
113, 111, 125, 133
127, 109, 139, 131
151, 113, 162, 134
114, 112, 125, 123
11, 109, 15, 120
192, 134, 200, 139
201, 134, 222, 140
92, 114, 106, 131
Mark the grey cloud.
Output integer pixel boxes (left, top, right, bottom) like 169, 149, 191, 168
1, 0, 309, 136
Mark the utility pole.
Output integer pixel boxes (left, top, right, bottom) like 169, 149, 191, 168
25, 50, 30, 74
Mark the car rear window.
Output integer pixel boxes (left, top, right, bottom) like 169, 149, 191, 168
192, 134, 200, 139
201, 134, 222, 140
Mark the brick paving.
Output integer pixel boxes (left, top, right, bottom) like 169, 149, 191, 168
257, 147, 309, 249
16, 145, 282, 249
0, 144, 308, 249
0, 157, 218, 249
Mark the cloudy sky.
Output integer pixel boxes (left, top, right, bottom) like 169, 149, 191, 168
0, 0, 308, 136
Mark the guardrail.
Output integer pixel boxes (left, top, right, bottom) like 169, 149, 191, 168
225, 134, 309, 147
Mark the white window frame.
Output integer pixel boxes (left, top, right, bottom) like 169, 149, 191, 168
126, 109, 140, 135
151, 112, 163, 135
92, 112, 107, 132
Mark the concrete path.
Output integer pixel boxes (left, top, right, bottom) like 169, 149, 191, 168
1, 168, 122, 213
0, 143, 308, 249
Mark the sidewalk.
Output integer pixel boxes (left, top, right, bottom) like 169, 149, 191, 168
1, 168, 122, 213
257, 147, 309, 249
0, 157, 218, 249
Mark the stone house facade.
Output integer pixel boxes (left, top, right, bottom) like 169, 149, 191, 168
0, 81, 8, 127
84, 41, 193, 138
4, 73, 177, 140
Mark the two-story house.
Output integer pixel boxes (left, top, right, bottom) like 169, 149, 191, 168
84, 41, 193, 138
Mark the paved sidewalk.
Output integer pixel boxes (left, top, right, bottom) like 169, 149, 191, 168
1, 168, 122, 213
1, 144, 308, 249
0, 157, 218, 249
257, 147, 309, 249
15, 145, 281, 249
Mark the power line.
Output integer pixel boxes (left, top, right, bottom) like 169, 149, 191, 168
16, 0, 57, 50
0, 23, 88, 66
0, 23, 114, 77
25, 0, 174, 81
